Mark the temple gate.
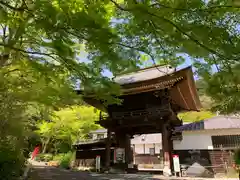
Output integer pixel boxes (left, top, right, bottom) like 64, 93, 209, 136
83, 66, 201, 176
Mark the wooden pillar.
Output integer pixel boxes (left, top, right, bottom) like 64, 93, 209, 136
162, 122, 173, 176
115, 131, 133, 169
125, 134, 133, 165
105, 129, 111, 170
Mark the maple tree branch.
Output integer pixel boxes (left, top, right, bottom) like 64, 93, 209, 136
110, 0, 229, 60
142, 9, 233, 61
111, 0, 240, 12
0, 43, 57, 60
148, 20, 172, 65
3, 68, 20, 75
0, 1, 26, 11
110, 0, 129, 11
151, 2, 240, 12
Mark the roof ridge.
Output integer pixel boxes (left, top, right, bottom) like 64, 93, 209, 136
115, 65, 170, 76
115, 66, 173, 79
226, 116, 237, 128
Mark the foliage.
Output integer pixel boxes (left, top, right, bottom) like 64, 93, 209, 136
59, 152, 73, 169
196, 79, 208, 97
206, 64, 240, 114
36, 106, 101, 154
1, 1, 240, 106
195, 79, 214, 110
0, 43, 82, 179
0, 0, 136, 105
0, 139, 25, 180
0, 73, 27, 180
53, 153, 65, 161
234, 149, 240, 165
35, 153, 53, 162
110, 1, 240, 66
178, 110, 215, 122
1, 1, 240, 177
108, 0, 240, 113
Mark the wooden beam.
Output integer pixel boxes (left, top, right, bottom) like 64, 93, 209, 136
177, 85, 189, 110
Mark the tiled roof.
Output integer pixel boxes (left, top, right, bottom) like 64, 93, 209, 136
73, 138, 105, 146
114, 65, 175, 85
89, 129, 107, 134
175, 116, 240, 132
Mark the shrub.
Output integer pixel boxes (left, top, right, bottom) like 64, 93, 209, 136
35, 153, 53, 162
0, 139, 25, 180
59, 152, 73, 169
53, 153, 65, 161
234, 149, 240, 165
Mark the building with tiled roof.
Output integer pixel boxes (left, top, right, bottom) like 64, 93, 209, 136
74, 116, 240, 176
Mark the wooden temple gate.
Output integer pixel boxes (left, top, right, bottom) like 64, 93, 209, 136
83, 66, 201, 176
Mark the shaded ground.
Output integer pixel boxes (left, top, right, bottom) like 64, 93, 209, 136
28, 163, 238, 180
28, 165, 158, 180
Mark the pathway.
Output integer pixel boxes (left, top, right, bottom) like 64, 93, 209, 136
28, 163, 239, 180
28, 165, 159, 180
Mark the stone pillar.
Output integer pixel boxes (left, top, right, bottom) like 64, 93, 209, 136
105, 129, 111, 170
162, 122, 173, 176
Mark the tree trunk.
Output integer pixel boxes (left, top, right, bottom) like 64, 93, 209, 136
42, 137, 51, 153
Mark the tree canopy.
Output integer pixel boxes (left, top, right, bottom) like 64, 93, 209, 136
1, 1, 240, 177
206, 64, 240, 114
36, 106, 100, 153
1, 0, 240, 113
178, 110, 215, 122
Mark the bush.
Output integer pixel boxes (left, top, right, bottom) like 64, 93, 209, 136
0, 139, 25, 180
234, 149, 240, 165
59, 152, 73, 169
53, 153, 65, 161
35, 153, 53, 162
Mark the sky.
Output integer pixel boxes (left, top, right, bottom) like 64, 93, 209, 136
77, 50, 197, 79
75, 49, 218, 91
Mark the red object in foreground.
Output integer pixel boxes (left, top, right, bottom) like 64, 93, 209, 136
31, 146, 40, 160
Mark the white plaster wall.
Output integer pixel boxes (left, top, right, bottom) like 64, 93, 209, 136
92, 133, 97, 140
155, 143, 162, 154
104, 133, 107, 138
91, 129, 239, 152
145, 144, 154, 154
132, 129, 240, 152
92, 132, 107, 140
134, 144, 144, 154
134, 143, 162, 154
173, 129, 240, 150
173, 132, 213, 150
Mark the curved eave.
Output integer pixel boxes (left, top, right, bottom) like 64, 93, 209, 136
171, 67, 201, 112
77, 66, 201, 112
83, 97, 107, 112
121, 66, 201, 112
76, 90, 107, 112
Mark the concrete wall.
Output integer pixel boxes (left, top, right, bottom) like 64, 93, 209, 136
132, 129, 240, 154
90, 129, 240, 152
173, 132, 213, 150
134, 143, 162, 154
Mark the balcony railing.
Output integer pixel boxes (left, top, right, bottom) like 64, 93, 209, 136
100, 105, 170, 121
